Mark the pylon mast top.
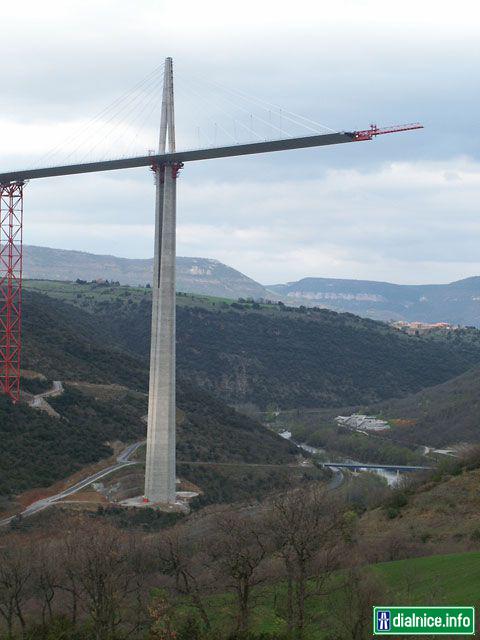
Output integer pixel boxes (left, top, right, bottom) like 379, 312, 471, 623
159, 57, 175, 155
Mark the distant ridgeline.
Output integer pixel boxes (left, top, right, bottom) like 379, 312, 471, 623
269, 276, 480, 326
23, 246, 480, 326
23, 245, 275, 300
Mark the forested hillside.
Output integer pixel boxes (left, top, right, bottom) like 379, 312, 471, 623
0, 381, 296, 498
24, 281, 480, 409
281, 361, 480, 450
1, 290, 297, 499
370, 366, 480, 447
0, 388, 143, 496
22, 289, 148, 388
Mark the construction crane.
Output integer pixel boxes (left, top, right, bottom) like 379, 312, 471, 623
353, 123, 423, 141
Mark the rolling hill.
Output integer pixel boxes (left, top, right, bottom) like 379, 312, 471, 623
23, 245, 274, 300
23, 281, 480, 409
23, 245, 480, 326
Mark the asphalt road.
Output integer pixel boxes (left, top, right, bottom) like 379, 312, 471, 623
327, 467, 344, 490
0, 440, 145, 527
29, 380, 64, 413
0, 420, 349, 528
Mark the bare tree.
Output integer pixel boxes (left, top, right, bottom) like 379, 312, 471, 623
0, 543, 33, 639
327, 567, 384, 640
154, 527, 212, 631
56, 528, 82, 627
70, 520, 149, 640
266, 485, 343, 640
32, 543, 58, 630
208, 510, 268, 635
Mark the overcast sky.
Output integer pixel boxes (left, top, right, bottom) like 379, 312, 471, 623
1, 0, 479, 285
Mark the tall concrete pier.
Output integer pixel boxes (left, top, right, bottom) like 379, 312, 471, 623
144, 57, 178, 504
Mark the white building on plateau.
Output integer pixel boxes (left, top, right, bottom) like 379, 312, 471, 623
335, 414, 390, 432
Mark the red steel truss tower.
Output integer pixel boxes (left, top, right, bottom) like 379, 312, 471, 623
0, 182, 24, 403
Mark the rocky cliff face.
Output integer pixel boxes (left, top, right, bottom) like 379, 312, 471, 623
269, 276, 480, 327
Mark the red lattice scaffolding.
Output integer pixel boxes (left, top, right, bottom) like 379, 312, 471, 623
0, 182, 24, 403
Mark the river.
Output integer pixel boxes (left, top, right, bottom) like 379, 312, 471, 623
279, 430, 400, 486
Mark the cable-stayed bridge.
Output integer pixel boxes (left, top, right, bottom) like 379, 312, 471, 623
0, 58, 423, 505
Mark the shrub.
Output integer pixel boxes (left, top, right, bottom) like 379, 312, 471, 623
470, 528, 480, 542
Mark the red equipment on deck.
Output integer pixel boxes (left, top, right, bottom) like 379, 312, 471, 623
0, 182, 24, 403
353, 123, 423, 141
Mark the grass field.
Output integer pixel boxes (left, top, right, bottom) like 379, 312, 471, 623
172, 552, 480, 638
374, 551, 480, 604
23, 279, 283, 314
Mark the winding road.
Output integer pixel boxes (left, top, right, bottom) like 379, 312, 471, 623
1, 410, 351, 528
0, 440, 145, 527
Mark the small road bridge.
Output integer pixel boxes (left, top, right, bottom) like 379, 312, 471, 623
322, 462, 432, 472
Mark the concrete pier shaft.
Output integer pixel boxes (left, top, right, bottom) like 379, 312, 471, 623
144, 57, 177, 504
144, 164, 177, 503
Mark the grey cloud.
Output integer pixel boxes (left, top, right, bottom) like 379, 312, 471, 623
2, 0, 480, 285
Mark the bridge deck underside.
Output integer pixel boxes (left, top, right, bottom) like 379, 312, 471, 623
0, 132, 354, 183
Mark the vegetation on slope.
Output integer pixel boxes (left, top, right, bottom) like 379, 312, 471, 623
24, 281, 480, 409
176, 382, 296, 464
22, 289, 148, 388
0, 288, 297, 499
0, 387, 145, 497
365, 365, 480, 447
267, 408, 425, 465
1, 378, 297, 499
358, 448, 480, 551
4, 442, 480, 640
180, 463, 323, 509
300, 423, 423, 466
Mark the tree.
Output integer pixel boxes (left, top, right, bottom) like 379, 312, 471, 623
154, 527, 212, 632
327, 567, 384, 640
0, 543, 32, 639
32, 543, 58, 631
266, 486, 342, 640
56, 529, 82, 627
208, 511, 268, 635
67, 520, 149, 640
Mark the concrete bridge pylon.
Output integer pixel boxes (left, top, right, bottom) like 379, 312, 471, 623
144, 57, 179, 504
